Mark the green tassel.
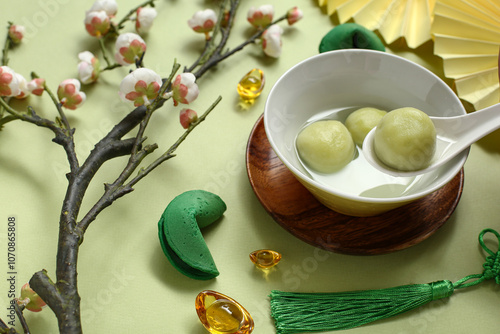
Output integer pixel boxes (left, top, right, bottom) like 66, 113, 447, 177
270, 228, 500, 333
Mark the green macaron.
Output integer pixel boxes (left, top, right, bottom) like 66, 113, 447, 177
158, 190, 227, 280
319, 23, 385, 53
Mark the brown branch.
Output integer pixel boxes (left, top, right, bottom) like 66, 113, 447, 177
77, 95, 221, 233
14, 304, 30, 334
35, 73, 72, 133
30, 267, 81, 334
1, 22, 13, 66
29, 270, 64, 320
0, 318, 14, 333
190, 4, 288, 79
10, 2, 297, 333
127, 95, 222, 188
131, 61, 181, 156
0, 98, 80, 174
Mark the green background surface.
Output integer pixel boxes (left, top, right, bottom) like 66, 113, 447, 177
0, 1, 499, 333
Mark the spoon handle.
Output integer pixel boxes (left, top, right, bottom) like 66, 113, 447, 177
431, 103, 500, 159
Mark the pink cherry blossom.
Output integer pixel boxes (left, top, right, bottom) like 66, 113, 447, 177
114, 33, 147, 66
0, 66, 21, 97
247, 5, 274, 29
119, 68, 162, 107
57, 79, 86, 110
188, 9, 217, 40
14, 73, 30, 99
84, 10, 111, 37
17, 283, 46, 312
262, 24, 283, 58
287, 7, 303, 25
136, 7, 157, 34
171, 73, 199, 106
8, 25, 25, 44
88, 0, 118, 17
179, 108, 198, 129
78, 51, 100, 84
27, 78, 45, 96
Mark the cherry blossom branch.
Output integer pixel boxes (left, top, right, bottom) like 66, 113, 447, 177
0, 316, 18, 334
115, 0, 156, 30
0, 325, 19, 334
0, 2, 303, 333
0, 319, 11, 332
0, 23, 13, 121
77, 61, 182, 233
131, 61, 181, 155
1, 22, 12, 66
188, 8, 288, 79
0, 98, 80, 173
127, 95, 221, 187
0, 304, 29, 334
97, 38, 117, 69
14, 304, 30, 334
185, 0, 239, 75
0, 114, 15, 128
34, 73, 73, 133
78, 94, 221, 233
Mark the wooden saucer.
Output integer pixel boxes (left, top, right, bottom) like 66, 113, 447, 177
246, 115, 464, 255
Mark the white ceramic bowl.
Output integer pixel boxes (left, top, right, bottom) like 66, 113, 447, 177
264, 49, 467, 217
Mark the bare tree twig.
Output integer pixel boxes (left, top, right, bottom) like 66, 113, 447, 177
14, 304, 30, 334
0, 1, 298, 332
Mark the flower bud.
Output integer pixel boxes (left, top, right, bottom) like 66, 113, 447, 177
14, 73, 30, 99
119, 68, 162, 107
136, 7, 157, 34
0, 66, 21, 97
287, 7, 303, 25
262, 24, 283, 58
88, 0, 118, 17
78, 51, 100, 84
8, 25, 25, 44
84, 10, 111, 37
57, 79, 86, 110
247, 5, 274, 29
17, 283, 46, 312
188, 9, 217, 39
221, 10, 230, 28
171, 73, 199, 106
179, 108, 198, 129
114, 32, 147, 66
27, 78, 45, 96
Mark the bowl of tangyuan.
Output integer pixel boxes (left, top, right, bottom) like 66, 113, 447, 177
263, 49, 468, 217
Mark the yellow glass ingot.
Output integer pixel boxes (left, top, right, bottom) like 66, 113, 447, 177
237, 69, 265, 102
249, 249, 282, 269
195, 290, 254, 334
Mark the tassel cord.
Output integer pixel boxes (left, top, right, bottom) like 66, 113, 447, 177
269, 228, 500, 333
453, 228, 500, 290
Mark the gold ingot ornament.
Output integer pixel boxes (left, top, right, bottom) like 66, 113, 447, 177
195, 290, 254, 334
249, 249, 282, 269
237, 68, 265, 104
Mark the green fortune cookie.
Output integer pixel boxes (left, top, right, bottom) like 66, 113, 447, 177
158, 190, 227, 280
319, 23, 385, 53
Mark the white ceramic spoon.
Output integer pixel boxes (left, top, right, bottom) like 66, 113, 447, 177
363, 103, 500, 177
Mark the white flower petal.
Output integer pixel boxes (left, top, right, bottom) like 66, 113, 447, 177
137, 7, 157, 33
78, 51, 95, 63
188, 9, 217, 32
89, 0, 118, 17
262, 24, 283, 58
